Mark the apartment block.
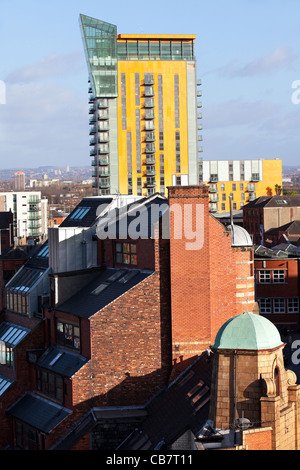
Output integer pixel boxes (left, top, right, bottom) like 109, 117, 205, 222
0, 186, 257, 449
200, 159, 282, 213
243, 195, 300, 245
254, 246, 300, 333
79, 14, 202, 197
0, 192, 48, 243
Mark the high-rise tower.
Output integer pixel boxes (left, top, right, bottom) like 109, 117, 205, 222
79, 14, 202, 196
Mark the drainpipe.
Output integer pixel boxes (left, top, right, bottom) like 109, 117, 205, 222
233, 349, 238, 445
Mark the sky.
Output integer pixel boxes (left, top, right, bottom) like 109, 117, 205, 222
0, 0, 300, 171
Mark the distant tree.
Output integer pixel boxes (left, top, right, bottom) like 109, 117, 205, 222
275, 184, 282, 195
266, 186, 273, 196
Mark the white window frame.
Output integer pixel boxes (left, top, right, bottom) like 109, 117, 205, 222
273, 298, 285, 314
288, 298, 299, 313
258, 270, 271, 283
273, 270, 285, 283
259, 298, 272, 314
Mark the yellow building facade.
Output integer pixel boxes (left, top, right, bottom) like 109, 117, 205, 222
80, 16, 202, 196
200, 159, 282, 213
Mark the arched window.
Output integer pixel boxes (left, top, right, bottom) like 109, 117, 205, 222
274, 367, 280, 396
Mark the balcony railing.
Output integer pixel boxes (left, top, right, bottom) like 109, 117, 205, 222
146, 156, 156, 165
209, 184, 218, 193
209, 203, 218, 212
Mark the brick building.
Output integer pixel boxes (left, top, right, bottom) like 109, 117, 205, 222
254, 245, 300, 334
0, 186, 258, 450
169, 185, 254, 362
207, 311, 300, 451
243, 195, 300, 246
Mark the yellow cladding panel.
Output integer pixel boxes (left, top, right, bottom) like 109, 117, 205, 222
211, 160, 283, 212
117, 60, 189, 196
256, 159, 282, 196
117, 34, 196, 40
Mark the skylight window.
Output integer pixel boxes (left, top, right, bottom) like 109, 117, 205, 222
91, 283, 109, 296
69, 207, 91, 220
49, 352, 63, 367
106, 271, 124, 282
276, 200, 287, 204
117, 271, 138, 284
37, 245, 49, 258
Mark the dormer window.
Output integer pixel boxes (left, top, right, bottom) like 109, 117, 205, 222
115, 242, 137, 266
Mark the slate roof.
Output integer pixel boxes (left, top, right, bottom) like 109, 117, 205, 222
50, 351, 213, 450
117, 352, 212, 450
0, 322, 30, 348
265, 220, 300, 236
25, 241, 49, 270
36, 346, 88, 378
60, 197, 113, 228
0, 375, 14, 397
0, 245, 28, 261
7, 392, 71, 433
244, 195, 300, 209
96, 194, 168, 239
56, 267, 153, 318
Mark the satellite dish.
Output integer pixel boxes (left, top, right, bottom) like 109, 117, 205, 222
235, 417, 252, 430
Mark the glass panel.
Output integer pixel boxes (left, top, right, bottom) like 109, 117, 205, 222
131, 255, 137, 265
127, 41, 138, 57
150, 41, 160, 58
80, 15, 118, 97
123, 254, 130, 264
161, 41, 171, 58
139, 41, 149, 58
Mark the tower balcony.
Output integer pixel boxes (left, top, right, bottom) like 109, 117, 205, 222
98, 111, 109, 120
98, 145, 109, 154
144, 77, 154, 86
209, 203, 218, 213
210, 175, 219, 183
247, 183, 256, 192
209, 184, 218, 193
144, 109, 155, 120
145, 178, 156, 188
145, 168, 156, 176
210, 194, 219, 203
98, 98, 109, 108
144, 87, 155, 97
145, 155, 156, 165
145, 143, 155, 153
145, 132, 155, 142
144, 98, 155, 108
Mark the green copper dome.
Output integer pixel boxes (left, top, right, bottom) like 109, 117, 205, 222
212, 312, 284, 351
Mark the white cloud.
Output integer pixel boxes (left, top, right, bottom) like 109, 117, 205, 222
209, 46, 296, 79
204, 98, 279, 129
0, 80, 89, 167
5, 51, 84, 84
237, 46, 296, 76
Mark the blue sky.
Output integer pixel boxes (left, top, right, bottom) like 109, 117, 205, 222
0, 0, 300, 170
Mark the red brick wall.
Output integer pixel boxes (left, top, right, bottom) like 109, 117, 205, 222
99, 238, 155, 271
255, 257, 300, 329
0, 258, 27, 310
169, 185, 254, 362
243, 428, 272, 450
0, 319, 44, 449
71, 270, 171, 407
